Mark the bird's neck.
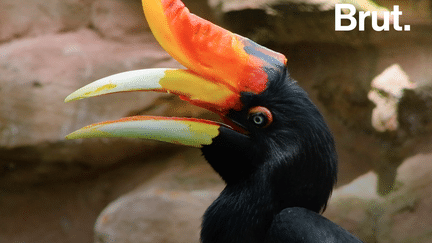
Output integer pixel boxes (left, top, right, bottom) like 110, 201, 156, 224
200, 152, 336, 243
201, 127, 256, 184
201, 180, 276, 243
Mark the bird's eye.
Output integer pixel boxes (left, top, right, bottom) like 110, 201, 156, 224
247, 106, 273, 128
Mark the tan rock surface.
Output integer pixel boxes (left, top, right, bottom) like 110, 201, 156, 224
325, 153, 432, 242
93, 148, 223, 243
0, 0, 94, 43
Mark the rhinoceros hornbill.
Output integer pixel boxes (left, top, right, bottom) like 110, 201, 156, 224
65, 0, 363, 242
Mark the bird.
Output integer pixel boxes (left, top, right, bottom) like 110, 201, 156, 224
64, 0, 363, 242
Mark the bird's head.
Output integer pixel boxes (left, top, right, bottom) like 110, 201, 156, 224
65, 0, 337, 212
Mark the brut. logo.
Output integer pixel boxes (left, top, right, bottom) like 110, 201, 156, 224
335, 4, 410, 31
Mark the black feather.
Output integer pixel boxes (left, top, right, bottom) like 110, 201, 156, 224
265, 207, 363, 243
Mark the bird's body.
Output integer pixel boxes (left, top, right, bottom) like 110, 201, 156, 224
267, 207, 363, 243
64, 0, 363, 242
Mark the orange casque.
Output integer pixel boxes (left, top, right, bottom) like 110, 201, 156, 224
143, 0, 287, 112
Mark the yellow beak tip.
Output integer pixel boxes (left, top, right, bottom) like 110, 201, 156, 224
64, 94, 82, 103
65, 129, 92, 140
65, 132, 79, 140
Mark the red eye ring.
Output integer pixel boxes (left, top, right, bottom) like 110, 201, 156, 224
247, 106, 273, 128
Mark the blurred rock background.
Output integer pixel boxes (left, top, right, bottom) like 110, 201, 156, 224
1, 0, 432, 242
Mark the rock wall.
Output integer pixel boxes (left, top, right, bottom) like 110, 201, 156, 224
1, 0, 432, 242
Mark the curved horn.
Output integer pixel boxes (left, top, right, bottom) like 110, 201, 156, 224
142, 0, 287, 94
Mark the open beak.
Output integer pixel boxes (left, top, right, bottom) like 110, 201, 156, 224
64, 0, 287, 147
